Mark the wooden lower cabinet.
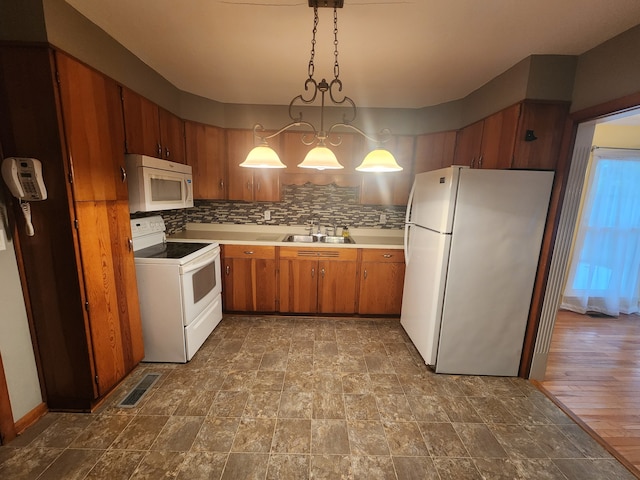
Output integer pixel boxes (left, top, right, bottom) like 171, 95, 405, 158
222, 245, 277, 312
358, 249, 405, 315
74, 201, 144, 396
279, 247, 359, 314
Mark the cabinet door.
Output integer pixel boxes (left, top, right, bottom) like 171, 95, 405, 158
121, 87, 161, 158
479, 103, 521, 169
111, 201, 145, 369
56, 53, 127, 201
453, 121, 483, 167
414, 131, 457, 173
512, 102, 569, 170
360, 135, 415, 206
227, 129, 282, 201
159, 107, 186, 163
75, 201, 128, 397
254, 170, 280, 202
279, 257, 318, 313
226, 129, 257, 201
185, 122, 226, 199
358, 250, 405, 315
318, 259, 358, 314
222, 246, 277, 312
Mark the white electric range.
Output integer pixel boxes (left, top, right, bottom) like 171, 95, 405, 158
131, 216, 222, 363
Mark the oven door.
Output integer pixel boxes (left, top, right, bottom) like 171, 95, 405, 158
179, 246, 222, 326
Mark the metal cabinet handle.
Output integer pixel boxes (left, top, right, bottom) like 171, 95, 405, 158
219, 179, 224, 190
383, 254, 392, 258
165, 147, 170, 158
478, 155, 483, 168
364, 269, 367, 279
127, 238, 133, 252
120, 166, 127, 183
311, 268, 315, 278
470, 157, 475, 168
157, 143, 162, 156
244, 251, 254, 255
256, 181, 261, 192
321, 268, 325, 278
247, 180, 252, 190
225, 265, 230, 275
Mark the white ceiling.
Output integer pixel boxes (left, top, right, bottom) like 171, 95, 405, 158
65, 0, 640, 109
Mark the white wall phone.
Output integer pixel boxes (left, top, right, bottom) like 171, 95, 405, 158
1, 157, 48, 236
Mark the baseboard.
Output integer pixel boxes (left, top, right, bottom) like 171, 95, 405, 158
14, 402, 47, 435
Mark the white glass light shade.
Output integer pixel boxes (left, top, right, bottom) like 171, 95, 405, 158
239, 145, 286, 168
355, 148, 403, 172
297, 145, 344, 170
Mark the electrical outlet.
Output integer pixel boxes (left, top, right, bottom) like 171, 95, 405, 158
380, 213, 387, 224
264, 210, 271, 221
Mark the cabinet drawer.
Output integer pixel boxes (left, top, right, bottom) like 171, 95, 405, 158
223, 245, 276, 259
361, 249, 404, 263
280, 246, 358, 261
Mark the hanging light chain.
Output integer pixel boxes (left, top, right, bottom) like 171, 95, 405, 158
308, 6, 319, 80
333, 7, 340, 80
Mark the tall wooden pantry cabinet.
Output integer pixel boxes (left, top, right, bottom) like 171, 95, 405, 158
0, 45, 144, 411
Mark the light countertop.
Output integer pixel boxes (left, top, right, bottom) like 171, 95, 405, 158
169, 223, 404, 249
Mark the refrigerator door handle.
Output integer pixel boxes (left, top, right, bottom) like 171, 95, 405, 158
405, 178, 417, 225
404, 223, 412, 266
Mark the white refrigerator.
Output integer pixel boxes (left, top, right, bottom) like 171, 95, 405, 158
400, 166, 554, 376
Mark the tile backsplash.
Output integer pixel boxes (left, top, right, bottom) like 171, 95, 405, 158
132, 183, 406, 235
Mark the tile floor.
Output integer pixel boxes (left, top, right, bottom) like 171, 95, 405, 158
0, 315, 636, 480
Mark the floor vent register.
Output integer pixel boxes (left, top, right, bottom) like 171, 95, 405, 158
117, 373, 161, 408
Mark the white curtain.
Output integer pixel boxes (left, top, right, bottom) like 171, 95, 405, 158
561, 148, 640, 316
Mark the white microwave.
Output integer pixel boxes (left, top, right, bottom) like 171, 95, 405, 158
125, 154, 194, 212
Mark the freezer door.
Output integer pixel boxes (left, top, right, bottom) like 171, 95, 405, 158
400, 225, 451, 366
409, 166, 463, 233
435, 169, 554, 376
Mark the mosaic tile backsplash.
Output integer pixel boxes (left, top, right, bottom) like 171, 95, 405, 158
132, 184, 406, 235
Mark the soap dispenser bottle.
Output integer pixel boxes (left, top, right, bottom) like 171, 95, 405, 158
342, 225, 350, 238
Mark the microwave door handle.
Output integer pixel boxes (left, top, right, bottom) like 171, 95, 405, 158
184, 177, 192, 203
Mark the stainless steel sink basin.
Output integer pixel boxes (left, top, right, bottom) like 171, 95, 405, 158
319, 236, 355, 244
283, 234, 316, 243
283, 234, 355, 244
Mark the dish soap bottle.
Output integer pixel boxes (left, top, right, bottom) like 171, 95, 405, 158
342, 225, 350, 238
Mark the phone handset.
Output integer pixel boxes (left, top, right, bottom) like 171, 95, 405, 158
1, 157, 48, 236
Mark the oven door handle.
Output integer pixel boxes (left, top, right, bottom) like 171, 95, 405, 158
179, 246, 220, 274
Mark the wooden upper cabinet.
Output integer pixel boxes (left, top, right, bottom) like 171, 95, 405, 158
414, 131, 457, 174
185, 121, 226, 199
158, 108, 186, 163
512, 101, 569, 170
453, 120, 484, 167
359, 135, 416, 206
55, 52, 127, 201
226, 129, 281, 202
121, 87, 186, 163
478, 103, 521, 169
121, 87, 160, 157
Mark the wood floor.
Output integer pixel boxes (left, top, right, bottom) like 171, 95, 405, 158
540, 309, 640, 477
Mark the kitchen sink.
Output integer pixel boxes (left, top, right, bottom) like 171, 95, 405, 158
283, 234, 355, 244
283, 234, 316, 243
320, 235, 355, 244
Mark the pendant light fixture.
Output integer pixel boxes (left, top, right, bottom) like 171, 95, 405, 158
241, 0, 402, 172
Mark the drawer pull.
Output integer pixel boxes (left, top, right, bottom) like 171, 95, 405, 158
225, 265, 230, 275
244, 251, 254, 255
364, 269, 368, 279
383, 254, 393, 258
